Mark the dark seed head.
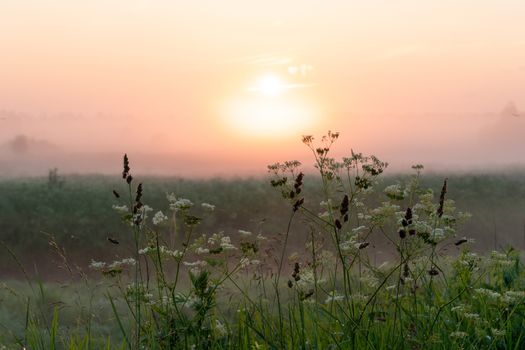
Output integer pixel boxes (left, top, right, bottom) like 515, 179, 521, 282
107, 237, 120, 245
126, 175, 133, 184
454, 238, 468, 246
358, 242, 370, 249
112, 190, 120, 198
405, 207, 412, 221
122, 154, 130, 179
428, 268, 439, 276
437, 179, 448, 218
135, 183, 143, 202
399, 229, 406, 239
287, 280, 293, 288
302, 290, 314, 300
340, 195, 349, 216
292, 198, 304, 212
403, 264, 410, 277
335, 219, 342, 230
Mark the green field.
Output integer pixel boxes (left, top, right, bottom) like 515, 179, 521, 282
1, 137, 525, 349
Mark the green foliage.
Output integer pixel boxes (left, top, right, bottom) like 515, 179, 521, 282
1, 133, 525, 349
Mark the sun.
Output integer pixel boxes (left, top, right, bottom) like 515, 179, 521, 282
257, 75, 284, 96
221, 73, 320, 137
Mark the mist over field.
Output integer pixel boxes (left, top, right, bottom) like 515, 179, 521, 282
1, 103, 525, 177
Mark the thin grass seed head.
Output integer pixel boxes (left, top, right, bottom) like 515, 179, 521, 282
437, 178, 448, 218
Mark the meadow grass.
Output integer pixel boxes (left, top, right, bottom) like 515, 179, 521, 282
1, 132, 525, 349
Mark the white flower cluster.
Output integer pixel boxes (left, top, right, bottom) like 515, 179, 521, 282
502, 290, 525, 303
370, 202, 400, 223
383, 184, 405, 200
492, 329, 506, 337
90, 258, 136, 271
206, 233, 237, 251
195, 247, 210, 255
152, 211, 168, 225
463, 312, 480, 320
89, 260, 106, 270
357, 212, 372, 221
183, 260, 208, 274
319, 199, 332, 209
490, 251, 514, 267
238, 229, 252, 237
352, 226, 367, 234
456, 252, 480, 268
239, 258, 262, 269
139, 246, 182, 259
220, 236, 237, 250
108, 258, 136, 269
171, 198, 193, 211
474, 288, 525, 305
167, 193, 194, 211
474, 288, 501, 301
325, 291, 345, 304
318, 211, 330, 220
112, 204, 129, 213
201, 203, 215, 211
450, 331, 468, 339
339, 233, 368, 254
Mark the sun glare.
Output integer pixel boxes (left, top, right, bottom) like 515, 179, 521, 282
221, 73, 320, 138
257, 75, 284, 96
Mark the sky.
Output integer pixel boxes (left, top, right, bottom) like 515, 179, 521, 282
1, 1, 525, 176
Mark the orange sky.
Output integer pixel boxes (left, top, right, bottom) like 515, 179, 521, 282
1, 1, 525, 176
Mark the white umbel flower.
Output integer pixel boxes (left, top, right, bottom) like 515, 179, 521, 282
201, 203, 215, 211
152, 211, 168, 225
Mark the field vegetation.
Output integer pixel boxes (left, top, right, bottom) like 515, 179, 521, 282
1, 132, 525, 349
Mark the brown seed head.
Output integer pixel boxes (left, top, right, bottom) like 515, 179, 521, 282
454, 238, 468, 246
107, 237, 120, 245
122, 154, 130, 179
428, 268, 439, 276
292, 198, 304, 212
135, 183, 143, 203
340, 195, 349, 216
437, 179, 448, 218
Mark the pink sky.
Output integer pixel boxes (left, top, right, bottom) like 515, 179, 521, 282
1, 1, 525, 176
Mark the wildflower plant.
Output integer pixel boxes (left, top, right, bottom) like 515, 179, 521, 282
91, 154, 274, 349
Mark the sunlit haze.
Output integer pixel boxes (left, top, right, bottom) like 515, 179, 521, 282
1, 1, 525, 176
